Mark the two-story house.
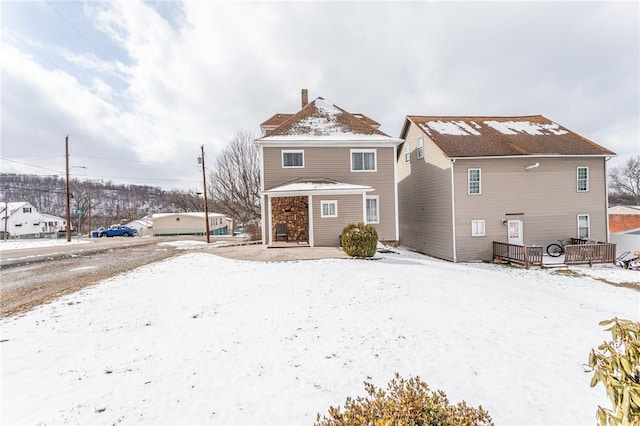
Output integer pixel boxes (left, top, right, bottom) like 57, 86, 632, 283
1, 201, 67, 238
255, 93, 403, 247
397, 115, 616, 262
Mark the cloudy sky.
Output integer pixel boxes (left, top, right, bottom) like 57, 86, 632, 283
1, 1, 638, 191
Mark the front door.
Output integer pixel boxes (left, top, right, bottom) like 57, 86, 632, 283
507, 220, 523, 245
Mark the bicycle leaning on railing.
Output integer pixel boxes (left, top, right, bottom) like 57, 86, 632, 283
546, 239, 572, 257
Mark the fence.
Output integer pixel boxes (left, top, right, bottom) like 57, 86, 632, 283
493, 242, 543, 269
493, 240, 617, 268
564, 240, 616, 265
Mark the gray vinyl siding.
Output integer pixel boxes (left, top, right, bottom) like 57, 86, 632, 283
397, 125, 454, 261
453, 157, 609, 261
263, 146, 397, 241
312, 194, 362, 246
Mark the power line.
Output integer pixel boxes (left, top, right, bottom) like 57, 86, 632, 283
45, 1, 110, 62
1, 27, 62, 70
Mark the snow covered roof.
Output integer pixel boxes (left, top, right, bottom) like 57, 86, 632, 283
608, 205, 640, 215
257, 98, 400, 143
150, 212, 228, 220
264, 178, 373, 195
402, 115, 616, 157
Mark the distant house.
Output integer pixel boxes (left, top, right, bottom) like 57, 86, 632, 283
124, 218, 154, 237
397, 115, 616, 262
255, 90, 403, 247
608, 205, 640, 233
0, 201, 67, 238
149, 212, 233, 237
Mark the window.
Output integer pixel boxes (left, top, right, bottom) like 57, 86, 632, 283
471, 220, 486, 236
577, 214, 590, 239
23, 207, 31, 213
577, 166, 589, 192
404, 142, 411, 163
417, 137, 424, 159
366, 196, 379, 223
321, 200, 337, 218
468, 168, 481, 195
282, 150, 304, 168
351, 149, 376, 171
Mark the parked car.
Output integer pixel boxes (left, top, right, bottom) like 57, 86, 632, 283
92, 225, 138, 238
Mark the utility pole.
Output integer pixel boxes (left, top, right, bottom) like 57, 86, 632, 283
199, 145, 211, 243
65, 135, 71, 242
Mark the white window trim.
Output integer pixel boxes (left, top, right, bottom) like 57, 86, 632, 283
282, 150, 304, 168
577, 214, 590, 239
471, 219, 486, 236
350, 149, 377, 172
468, 168, 481, 195
577, 166, 589, 192
417, 137, 424, 159
404, 142, 411, 163
320, 200, 338, 218
365, 195, 379, 224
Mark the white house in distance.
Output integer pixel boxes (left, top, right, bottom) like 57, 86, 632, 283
146, 212, 233, 237
0, 201, 67, 238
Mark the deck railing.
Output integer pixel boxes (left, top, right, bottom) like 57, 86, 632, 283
493, 240, 617, 268
493, 242, 543, 269
564, 241, 616, 265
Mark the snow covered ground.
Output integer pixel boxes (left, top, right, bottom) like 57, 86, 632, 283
0, 237, 91, 251
1, 242, 638, 425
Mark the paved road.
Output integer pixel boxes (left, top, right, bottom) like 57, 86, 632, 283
0, 237, 189, 318
0, 236, 350, 318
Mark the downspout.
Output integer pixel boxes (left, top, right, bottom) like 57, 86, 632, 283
450, 159, 457, 262
604, 156, 612, 242
393, 143, 399, 241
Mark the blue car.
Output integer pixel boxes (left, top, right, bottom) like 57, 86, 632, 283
92, 225, 138, 238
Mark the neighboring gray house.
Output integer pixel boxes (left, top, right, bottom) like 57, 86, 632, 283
255, 91, 403, 247
397, 115, 616, 262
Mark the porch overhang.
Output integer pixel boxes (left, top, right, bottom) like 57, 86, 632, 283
262, 179, 374, 197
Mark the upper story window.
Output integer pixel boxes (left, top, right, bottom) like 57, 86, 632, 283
417, 137, 424, 159
321, 200, 338, 218
351, 149, 376, 172
577, 166, 589, 192
404, 142, 411, 163
282, 150, 304, 168
23, 207, 31, 213
468, 168, 481, 195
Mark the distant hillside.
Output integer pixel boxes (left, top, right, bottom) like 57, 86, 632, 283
0, 173, 208, 231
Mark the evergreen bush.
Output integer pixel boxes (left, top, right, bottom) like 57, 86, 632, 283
315, 373, 494, 426
341, 222, 378, 257
586, 318, 640, 426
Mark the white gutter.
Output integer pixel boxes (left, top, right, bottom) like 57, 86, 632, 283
448, 154, 613, 160
450, 158, 457, 263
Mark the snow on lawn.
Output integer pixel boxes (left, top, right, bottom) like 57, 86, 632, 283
1, 248, 638, 425
0, 238, 91, 251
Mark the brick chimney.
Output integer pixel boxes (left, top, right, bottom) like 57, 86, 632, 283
301, 89, 308, 108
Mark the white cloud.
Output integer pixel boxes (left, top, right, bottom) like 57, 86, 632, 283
1, 0, 638, 188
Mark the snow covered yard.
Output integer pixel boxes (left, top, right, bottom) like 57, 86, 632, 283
1, 247, 638, 425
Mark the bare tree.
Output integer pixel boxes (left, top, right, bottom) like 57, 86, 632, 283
166, 189, 205, 212
208, 130, 261, 225
609, 155, 640, 205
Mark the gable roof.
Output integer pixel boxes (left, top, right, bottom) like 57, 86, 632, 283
402, 115, 615, 157
257, 97, 400, 142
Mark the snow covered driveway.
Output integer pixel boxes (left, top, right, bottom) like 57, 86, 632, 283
1, 249, 638, 425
